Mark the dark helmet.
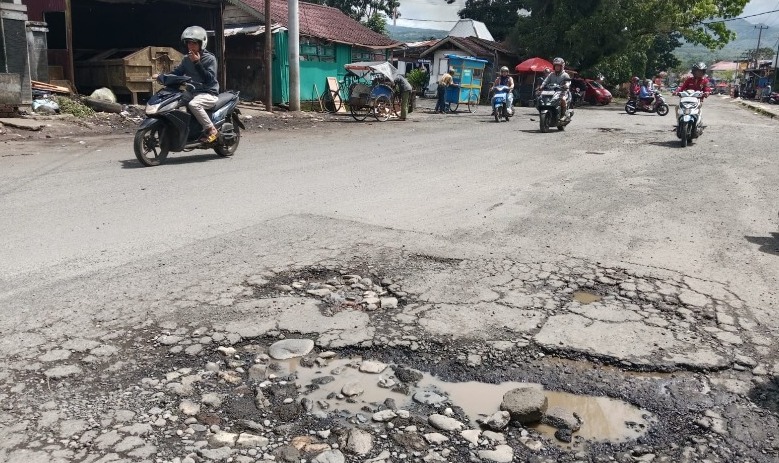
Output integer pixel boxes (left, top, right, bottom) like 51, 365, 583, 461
181, 25, 208, 49
691, 62, 706, 73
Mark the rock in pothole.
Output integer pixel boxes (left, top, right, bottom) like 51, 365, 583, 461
500, 386, 547, 424
269, 339, 315, 359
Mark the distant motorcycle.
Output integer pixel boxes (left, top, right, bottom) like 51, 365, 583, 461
625, 91, 669, 116
134, 74, 243, 167
675, 90, 705, 148
536, 81, 573, 132
491, 85, 513, 122
767, 92, 779, 104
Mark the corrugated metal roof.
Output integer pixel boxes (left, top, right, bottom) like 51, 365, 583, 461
232, 0, 401, 49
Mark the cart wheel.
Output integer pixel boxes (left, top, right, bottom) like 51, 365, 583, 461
350, 102, 370, 121
327, 87, 343, 113
374, 95, 392, 122
467, 91, 480, 113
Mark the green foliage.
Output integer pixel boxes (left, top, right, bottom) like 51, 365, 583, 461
55, 96, 95, 118
458, 0, 525, 41
307, 0, 399, 22
363, 12, 388, 34
406, 68, 428, 90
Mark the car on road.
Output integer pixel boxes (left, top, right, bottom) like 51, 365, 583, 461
571, 77, 612, 105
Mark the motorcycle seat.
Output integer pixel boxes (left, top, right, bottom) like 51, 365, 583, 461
210, 92, 238, 112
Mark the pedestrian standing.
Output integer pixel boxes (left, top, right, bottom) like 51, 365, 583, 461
435, 68, 454, 113
394, 73, 413, 120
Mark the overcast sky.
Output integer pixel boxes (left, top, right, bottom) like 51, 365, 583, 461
394, 0, 779, 30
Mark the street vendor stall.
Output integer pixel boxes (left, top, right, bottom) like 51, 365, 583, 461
515, 57, 554, 106
444, 55, 487, 113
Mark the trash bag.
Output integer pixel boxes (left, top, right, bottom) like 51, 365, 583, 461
32, 98, 60, 115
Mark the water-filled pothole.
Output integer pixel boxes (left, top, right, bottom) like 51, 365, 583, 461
284, 357, 654, 445
572, 291, 602, 304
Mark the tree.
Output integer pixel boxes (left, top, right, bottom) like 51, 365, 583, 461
457, 0, 524, 41
504, 0, 749, 84
364, 11, 388, 34
743, 47, 776, 62
306, 0, 400, 23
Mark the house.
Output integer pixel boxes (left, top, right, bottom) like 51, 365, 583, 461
22, 0, 227, 102
420, 35, 518, 99
1, 0, 33, 108
224, 0, 402, 104
392, 39, 439, 77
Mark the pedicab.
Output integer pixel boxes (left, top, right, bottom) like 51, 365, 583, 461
444, 55, 487, 113
344, 61, 399, 122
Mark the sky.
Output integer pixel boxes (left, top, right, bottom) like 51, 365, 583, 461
394, 0, 779, 30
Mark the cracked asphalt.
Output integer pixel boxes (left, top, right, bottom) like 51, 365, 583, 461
0, 95, 778, 462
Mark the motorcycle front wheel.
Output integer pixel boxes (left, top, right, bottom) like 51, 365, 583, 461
680, 122, 688, 147
656, 104, 669, 116
625, 103, 636, 115
539, 112, 551, 133
134, 124, 169, 167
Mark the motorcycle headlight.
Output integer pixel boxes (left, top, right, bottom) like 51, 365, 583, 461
145, 103, 162, 115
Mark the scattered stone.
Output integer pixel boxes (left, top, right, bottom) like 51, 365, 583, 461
380, 297, 398, 309
500, 386, 548, 424
44, 365, 82, 379
341, 382, 364, 397
179, 400, 201, 416
208, 431, 239, 447
359, 360, 388, 373
413, 390, 447, 405
237, 433, 269, 447
424, 432, 449, 444
554, 428, 573, 443
428, 414, 464, 431
344, 428, 373, 456
478, 445, 514, 463
479, 411, 510, 431
269, 339, 315, 359
313, 449, 345, 463
461, 429, 481, 445
372, 410, 398, 422
199, 446, 234, 460
542, 406, 582, 431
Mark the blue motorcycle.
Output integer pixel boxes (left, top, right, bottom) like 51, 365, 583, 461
491, 85, 513, 122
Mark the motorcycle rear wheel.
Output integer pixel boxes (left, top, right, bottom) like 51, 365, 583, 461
214, 123, 240, 157
656, 104, 669, 116
134, 125, 169, 167
494, 111, 499, 122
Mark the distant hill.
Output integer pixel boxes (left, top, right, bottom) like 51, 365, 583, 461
386, 24, 448, 42
675, 18, 779, 63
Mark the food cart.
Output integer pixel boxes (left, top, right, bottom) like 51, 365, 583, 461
444, 54, 487, 113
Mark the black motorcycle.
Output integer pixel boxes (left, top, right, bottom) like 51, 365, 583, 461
134, 74, 244, 167
536, 81, 573, 132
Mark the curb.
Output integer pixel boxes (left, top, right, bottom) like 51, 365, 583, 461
733, 99, 778, 119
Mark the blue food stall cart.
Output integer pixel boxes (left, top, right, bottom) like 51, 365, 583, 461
445, 54, 488, 113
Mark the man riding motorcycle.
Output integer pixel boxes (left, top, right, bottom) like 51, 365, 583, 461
537, 57, 571, 119
676, 62, 711, 99
154, 26, 220, 143
492, 66, 515, 115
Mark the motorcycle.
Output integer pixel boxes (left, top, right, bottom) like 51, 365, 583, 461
491, 85, 513, 122
134, 74, 244, 167
625, 90, 669, 116
536, 81, 573, 133
767, 92, 779, 104
675, 90, 705, 148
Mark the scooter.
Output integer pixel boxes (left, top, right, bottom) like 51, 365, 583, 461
767, 92, 779, 104
491, 85, 513, 122
134, 74, 244, 167
625, 91, 669, 116
536, 81, 573, 133
675, 90, 705, 148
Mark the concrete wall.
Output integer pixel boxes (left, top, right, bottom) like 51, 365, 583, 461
0, 73, 22, 104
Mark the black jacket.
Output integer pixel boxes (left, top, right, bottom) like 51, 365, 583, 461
172, 50, 219, 95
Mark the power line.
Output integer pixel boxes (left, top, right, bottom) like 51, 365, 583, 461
701, 8, 779, 24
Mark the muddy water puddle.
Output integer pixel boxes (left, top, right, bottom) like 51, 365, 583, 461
573, 291, 603, 304
283, 357, 654, 444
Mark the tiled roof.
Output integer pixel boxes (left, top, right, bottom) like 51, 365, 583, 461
233, 0, 401, 49
421, 36, 516, 59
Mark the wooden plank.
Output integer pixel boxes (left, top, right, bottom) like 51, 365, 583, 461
326, 76, 346, 113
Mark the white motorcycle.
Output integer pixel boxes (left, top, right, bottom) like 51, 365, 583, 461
676, 90, 705, 147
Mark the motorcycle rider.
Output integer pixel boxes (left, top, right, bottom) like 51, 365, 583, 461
537, 57, 571, 119
629, 76, 641, 98
492, 66, 515, 115
156, 26, 220, 143
639, 78, 655, 109
676, 62, 711, 100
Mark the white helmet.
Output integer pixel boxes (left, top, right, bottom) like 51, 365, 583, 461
181, 26, 208, 50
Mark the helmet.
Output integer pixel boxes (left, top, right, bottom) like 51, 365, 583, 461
553, 57, 565, 67
181, 26, 208, 50
644, 78, 652, 86
500, 66, 509, 73
632, 76, 639, 83
691, 62, 706, 73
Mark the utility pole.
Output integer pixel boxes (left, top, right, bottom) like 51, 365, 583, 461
265, 0, 272, 113
393, 6, 397, 27
288, 0, 300, 111
753, 25, 768, 68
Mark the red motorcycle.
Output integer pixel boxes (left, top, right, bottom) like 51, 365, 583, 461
625, 91, 669, 116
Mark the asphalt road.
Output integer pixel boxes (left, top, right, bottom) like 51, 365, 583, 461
1, 96, 776, 318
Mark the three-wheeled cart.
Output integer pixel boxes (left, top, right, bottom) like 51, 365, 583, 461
444, 54, 487, 113
344, 61, 398, 122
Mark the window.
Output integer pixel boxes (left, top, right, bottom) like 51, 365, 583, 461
439, 58, 449, 74
300, 38, 335, 62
